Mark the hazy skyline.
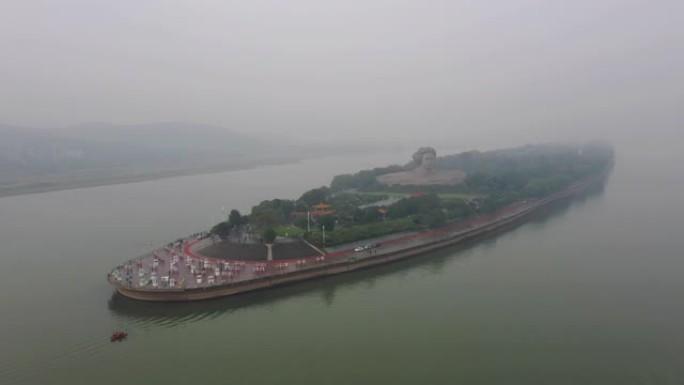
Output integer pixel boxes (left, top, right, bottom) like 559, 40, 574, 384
1, 0, 681, 146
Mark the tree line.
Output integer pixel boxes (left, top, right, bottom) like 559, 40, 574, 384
212, 143, 614, 246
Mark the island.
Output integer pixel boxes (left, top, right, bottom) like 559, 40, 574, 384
108, 142, 614, 301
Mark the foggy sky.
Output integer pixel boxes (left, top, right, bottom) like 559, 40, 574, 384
1, 0, 681, 146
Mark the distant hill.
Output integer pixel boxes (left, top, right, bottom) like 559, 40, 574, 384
0, 124, 46, 146
52, 122, 270, 155
0, 122, 361, 197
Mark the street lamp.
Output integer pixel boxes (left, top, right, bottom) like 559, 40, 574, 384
322, 224, 325, 249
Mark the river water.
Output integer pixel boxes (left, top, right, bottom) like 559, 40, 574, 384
1, 144, 683, 385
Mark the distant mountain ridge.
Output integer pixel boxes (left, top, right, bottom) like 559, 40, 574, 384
0, 122, 285, 167
0, 122, 331, 197
53, 122, 270, 153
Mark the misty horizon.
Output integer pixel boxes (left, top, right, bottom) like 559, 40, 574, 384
1, 0, 681, 148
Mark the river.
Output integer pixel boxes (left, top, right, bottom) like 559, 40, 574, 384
1, 143, 683, 385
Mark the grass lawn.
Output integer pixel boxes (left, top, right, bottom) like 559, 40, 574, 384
357, 191, 410, 198
274, 225, 305, 238
436, 192, 480, 200
358, 191, 479, 200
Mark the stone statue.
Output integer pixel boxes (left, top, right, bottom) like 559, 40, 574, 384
376, 147, 465, 186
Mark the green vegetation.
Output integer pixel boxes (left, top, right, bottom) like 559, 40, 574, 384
330, 165, 405, 192
250, 199, 295, 230
354, 191, 407, 198
214, 143, 613, 247
228, 209, 243, 228
357, 191, 479, 200
210, 221, 232, 237
274, 225, 306, 238
309, 218, 419, 247
298, 186, 331, 207
436, 192, 480, 200
263, 228, 277, 244
210, 209, 249, 237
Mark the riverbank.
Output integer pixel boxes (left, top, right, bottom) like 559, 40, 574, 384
109, 167, 611, 301
0, 154, 313, 198
0, 144, 451, 198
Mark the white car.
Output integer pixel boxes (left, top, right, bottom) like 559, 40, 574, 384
354, 246, 365, 252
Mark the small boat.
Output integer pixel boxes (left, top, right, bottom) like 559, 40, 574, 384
110, 331, 128, 342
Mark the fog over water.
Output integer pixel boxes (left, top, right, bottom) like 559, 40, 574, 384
1, 0, 681, 146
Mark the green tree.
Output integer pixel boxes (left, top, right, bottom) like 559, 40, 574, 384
251, 208, 280, 231
387, 193, 441, 219
240, 214, 250, 225
353, 207, 381, 224
228, 209, 242, 228
422, 209, 447, 229
210, 221, 232, 237
318, 215, 336, 232
263, 228, 277, 244
250, 199, 295, 228
299, 186, 331, 207
294, 217, 309, 230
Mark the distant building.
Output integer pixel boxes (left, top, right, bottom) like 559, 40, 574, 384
292, 202, 335, 220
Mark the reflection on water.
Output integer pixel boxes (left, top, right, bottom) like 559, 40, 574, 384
108, 181, 607, 326
320, 285, 336, 306
524, 183, 607, 233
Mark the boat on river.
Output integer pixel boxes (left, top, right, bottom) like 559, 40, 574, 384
110, 332, 128, 342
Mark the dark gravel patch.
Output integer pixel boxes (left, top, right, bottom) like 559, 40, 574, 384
197, 239, 321, 261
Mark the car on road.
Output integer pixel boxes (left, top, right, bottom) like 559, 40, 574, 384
354, 243, 381, 252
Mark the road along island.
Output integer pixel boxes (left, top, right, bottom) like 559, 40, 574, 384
108, 143, 614, 302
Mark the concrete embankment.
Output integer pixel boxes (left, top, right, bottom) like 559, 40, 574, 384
114, 169, 610, 302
